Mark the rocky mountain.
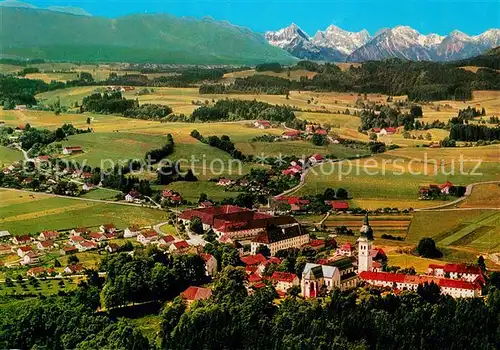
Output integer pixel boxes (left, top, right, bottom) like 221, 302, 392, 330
348, 26, 500, 62
267, 23, 499, 62
265, 23, 347, 61
311, 25, 371, 55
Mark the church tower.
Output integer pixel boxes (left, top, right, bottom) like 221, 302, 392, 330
357, 213, 374, 273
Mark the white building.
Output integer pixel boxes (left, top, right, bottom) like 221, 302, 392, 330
200, 253, 218, 276
271, 271, 299, 293
357, 214, 373, 273
137, 231, 159, 245
250, 224, 309, 256
124, 225, 141, 238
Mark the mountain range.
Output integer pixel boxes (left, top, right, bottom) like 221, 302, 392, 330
266, 24, 500, 62
0, 6, 295, 65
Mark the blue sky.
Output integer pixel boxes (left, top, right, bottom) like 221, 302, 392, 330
19, 0, 500, 35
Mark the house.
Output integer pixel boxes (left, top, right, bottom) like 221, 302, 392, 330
308, 154, 324, 164
336, 243, 355, 257
275, 196, 310, 212
82, 183, 95, 191
137, 231, 159, 245
254, 120, 271, 129
38, 230, 58, 241
328, 201, 350, 211
315, 129, 327, 135
158, 235, 175, 248
282, 165, 302, 176
124, 225, 141, 238
20, 252, 40, 265
106, 243, 121, 253
12, 234, 32, 245
382, 127, 397, 134
217, 178, 234, 186
37, 240, 55, 250
17, 246, 33, 257
69, 235, 85, 245
372, 128, 382, 133
60, 246, 78, 255
62, 146, 83, 155
270, 271, 299, 293
99, 224, 116, 234
0, 230, 11, 240
307, 239, 325, 251
27, 267, 47, 277
282, 130, 301, 140
169, 240, 190, 254
0, 244, 12, 255
35, 155, 50, 164
250, 224, 309, 256
181, 286, 212, 305
199, 201, 213, 208
370, 248, 387, 262
70, 228, 89, 236
64, 264, 84, 275
241, 254, 268, 274
89, 232, 107, 242
200, 253, 218, 276
77, 240, 98, 252
125, 190, 141, 202
359, 271, 482, 298
439, 181, 454, 195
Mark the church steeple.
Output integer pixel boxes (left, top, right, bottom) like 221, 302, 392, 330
360, 213, 374, 241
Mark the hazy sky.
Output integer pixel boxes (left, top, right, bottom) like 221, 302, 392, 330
19, 0, 500, 35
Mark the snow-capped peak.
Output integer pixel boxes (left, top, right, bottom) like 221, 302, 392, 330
265, 23, 310, 49
311, 24, 371, 55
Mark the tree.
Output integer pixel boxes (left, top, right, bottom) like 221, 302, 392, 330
369, 132, 378, 141
212, 266, 247, 304
311, 134, 326, 146
336, 188, 348, 200
189, 217, 204, 235
86, 117, 91, 124
198, 193, 208, 203
256, 244, 271, 258
54, 259, 62, 267
287, 285, 301, 298
416, 238, 442, 258
477, 255, 486, 271
323, 188, 336, 200
67, 255, 80, 265
5, 277, 13, 287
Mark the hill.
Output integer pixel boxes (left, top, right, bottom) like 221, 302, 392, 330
0, 7, 296, 65
454, 46, 500, 70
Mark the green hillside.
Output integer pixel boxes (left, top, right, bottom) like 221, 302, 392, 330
0, 7, 296, 65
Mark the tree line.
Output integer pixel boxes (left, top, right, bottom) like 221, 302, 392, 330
191, 130, 246, 160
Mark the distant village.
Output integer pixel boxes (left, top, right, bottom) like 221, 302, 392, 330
0, 203, 485, 300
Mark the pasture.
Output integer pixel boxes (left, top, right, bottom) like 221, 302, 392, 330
0, 189, 169, 235
0, 146, 22, 167
164, 181, 243, 202
296, 145, 500, 209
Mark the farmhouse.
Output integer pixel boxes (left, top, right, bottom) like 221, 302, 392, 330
125, 190, 141, 202
169, 240, 190, 254
60, 246, 78, 255
270, 271, 299, 293
70, 228, 89, 236
427, 263, 484, 282
17, 246, 33, 257
99, 224, 116, 234
38, 230, 58, 241
328, 201, 350, 211
200, 253, 218, 276
282, 164, 302, 176
89, 232, 107, 242
69, 235, 85, 245
77, 240, 98, 252
308, 154, 324, 164
124, 225, 141, 238
137, 231, 159, 245
282, 130, 301, 140
254, 120, 271, 129
158, 235, 175, 248
37, 240, 55, 250
64, 264, 84, 275
439, 181, 454, 195
181, 286, 212, 305
12, 234, 32, 245
106, 243, 121, 253
336, 242, 355, 257
21, 252, 40, 265
62, 146, 83, 155
250, 224, 309, 256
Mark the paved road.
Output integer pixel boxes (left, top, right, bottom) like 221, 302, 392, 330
415, 180, 500, 211
0, 187, 164, 210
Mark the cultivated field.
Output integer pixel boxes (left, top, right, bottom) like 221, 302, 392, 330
458, 183, 500, 208
0, 189, 169, 235
323, 214, 412, 238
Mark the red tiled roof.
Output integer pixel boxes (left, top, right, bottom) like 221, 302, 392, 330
41, 230, 58, 238
102, 223, 115, 230
385, 127, 397, 133
315, 129, 327, 135
253, 282, 267, 289
15, 235, 31, 242
443, 263, 481, 274
308, 239, 325, 247
181, 286, 212, 301
331, 201, 349, 210
67, 264, 84, 273
64, 246, 78, 252
80, 241, 98, 248
89, 232, 105, 240
271, 271, 297, 283
39, 241, 54, 248
173, 240, 190, 249
248, 273, 262, 283
200, 253, 215, 263
340, 243, 354, 250
64, 146, 82, 151
256, 120, 271, 125
141, 231, 158, 238
241, 254, 267, 266
161, 235, 175, 243
372, 128, 381, 133
19, 246, 32, 252
283, 130, 301, 137
71, 236, 85, 242
179, 205, 250, 226
428, 264, 445, 269
310, 153, 324, 161
439, 181, 454, 190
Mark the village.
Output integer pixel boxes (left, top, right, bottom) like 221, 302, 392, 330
0, 201, 486, 301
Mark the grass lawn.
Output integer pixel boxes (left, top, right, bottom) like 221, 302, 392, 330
60, 132, 169, 167
386, 254, 445, 273
0, 146, 22, 167
0, 278, 79, 296
159, 224, 177, 235
297, 146, 500, 209
165, 181, 243, 203
0, 189, 169, 235
80, 188, 120, 200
